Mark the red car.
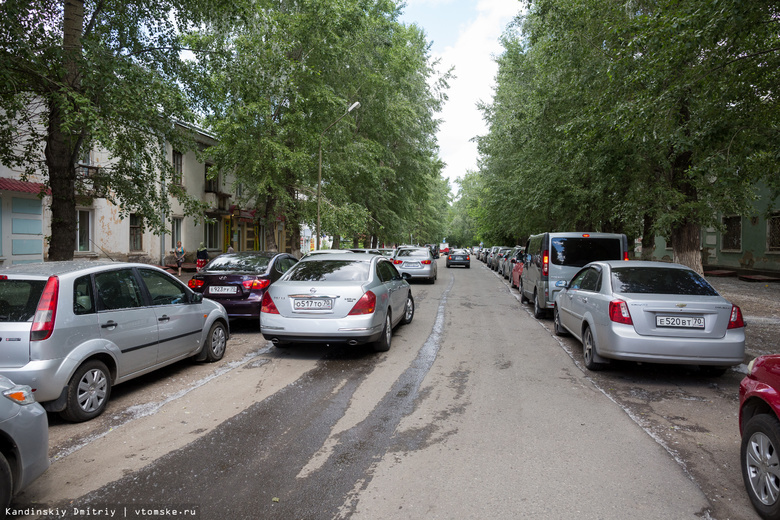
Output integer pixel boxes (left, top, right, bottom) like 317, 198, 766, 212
740, 354, 780, 519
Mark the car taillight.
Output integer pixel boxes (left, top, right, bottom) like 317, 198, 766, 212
466, 256, 470, 260
608, 300, 633, 325
348, 291, 376, 315
31, 276, 59, 341
393, 259, 403, 265
448, 255, 453, 260
260, 292, 279, 314
243, 279, 271, 290
542, 249, 549, 276
728, 305, 745, 329
188, 278, 204, 289
623, 251, 629, 261
421, 260, 432, 265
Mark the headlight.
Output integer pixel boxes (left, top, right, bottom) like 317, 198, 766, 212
3, 385, 36, 405
747, 358, 757, 374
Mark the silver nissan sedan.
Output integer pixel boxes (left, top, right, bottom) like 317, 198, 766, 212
553, 260, 746, 375
260, 253, 414, 352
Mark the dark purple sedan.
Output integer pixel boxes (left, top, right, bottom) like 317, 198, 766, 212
188, 252, 298, 321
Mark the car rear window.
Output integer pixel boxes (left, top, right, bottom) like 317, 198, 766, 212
0, 279, 46, 322
288, 260, 370, 282
610, 267, 718, 296
397, 249, 429, 258
204, 255, 271, 273
550, 238, 623, 267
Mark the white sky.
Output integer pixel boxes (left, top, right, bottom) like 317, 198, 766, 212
399, 0, 521, 194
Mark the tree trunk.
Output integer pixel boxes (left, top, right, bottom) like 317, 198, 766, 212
671, 219, 703, 274
46, 0, 84, 261
263, 196, 278, 252
332, 235, 340, 249
288, 221, 301, 257
641, 213, 655, 261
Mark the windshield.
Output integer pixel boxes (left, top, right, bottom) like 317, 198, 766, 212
287, 260, 370, 282
397, 249, 429, 258
550, 238, 623, 267
204, 254, 271, 273
611, 267, 718, 296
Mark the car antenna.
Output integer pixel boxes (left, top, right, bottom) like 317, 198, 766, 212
89, 238, 116, 262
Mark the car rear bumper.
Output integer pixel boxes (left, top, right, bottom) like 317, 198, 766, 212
0, 358, 71, 403
261, 314, 384, 345
596, 323, 746, 365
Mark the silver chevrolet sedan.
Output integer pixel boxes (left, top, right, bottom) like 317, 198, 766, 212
553, 260, 745, 375
261, 253, 414, 352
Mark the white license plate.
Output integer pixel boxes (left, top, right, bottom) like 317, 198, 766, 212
293, 298, 333, 311
656, 316, 705, 328
405, 262, 421, 268
210, 286, 237, 294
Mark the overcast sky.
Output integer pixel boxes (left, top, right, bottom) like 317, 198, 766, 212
398, 0, 521, 194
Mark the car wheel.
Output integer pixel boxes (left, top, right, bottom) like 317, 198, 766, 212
60, 359, 111, 422
533, 291, 546, 319
742, 414, 780, 519
553, 307, 569, 336
519, 280, 529, 304
205, 321, 227, 362
402, 294, 415, 325
582, 327, 605, 371
0, 452, 12, 508
373, 313, 392, 352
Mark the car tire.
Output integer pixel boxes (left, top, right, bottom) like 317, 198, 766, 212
582, 327, 605, 371
373, 313, 392, 352
742, 413, 780, 519
205, 321, 227, 362
60, 359, 111, 423
520, 280, 529, 304
0, 452, 12, 509
402, 294, 415, 325
553, 307, 569, 336
533, 291, 546, 319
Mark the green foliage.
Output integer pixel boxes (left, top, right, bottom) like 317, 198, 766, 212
184, 0, 449, 250
473, 0, 780, 270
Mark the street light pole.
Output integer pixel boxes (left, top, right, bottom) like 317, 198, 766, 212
317, 101, 360, 250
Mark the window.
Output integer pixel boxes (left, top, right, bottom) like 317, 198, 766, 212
205, 220, 219, 249
235, 182, 243, 198
138, 269, 187, 306
172, 150, 183, 185
172, 218, 183, 248
76, 210, 91, 252
721, 215, 742, 251
205, 164, 218, 193
73, 275, 94, 315
95, 269, 144, 311
769, 212, 780, 252
130, 214, 143, 251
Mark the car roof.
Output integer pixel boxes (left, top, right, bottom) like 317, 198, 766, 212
299, 252, 382, 263
590, 260, 692, 270
0, 260, 142, 278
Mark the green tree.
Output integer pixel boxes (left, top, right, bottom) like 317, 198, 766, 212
0, 0, 213, 260
185, 0, 448, 253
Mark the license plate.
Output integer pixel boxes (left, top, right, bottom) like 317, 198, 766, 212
405, 262, 421, 268
656, 316, 705, 328
209, 286, 237, 294
293, 298, 333, 311
454, 256, 463, 260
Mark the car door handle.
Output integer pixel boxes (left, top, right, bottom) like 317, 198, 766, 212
158, 315, 170, 322
581, 297, 588, 304
101, 320, 117, 329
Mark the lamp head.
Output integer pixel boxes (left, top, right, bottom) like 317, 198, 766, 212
348, 101, 361, 112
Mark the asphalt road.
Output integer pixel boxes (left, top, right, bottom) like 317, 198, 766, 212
14, 258, 774, 519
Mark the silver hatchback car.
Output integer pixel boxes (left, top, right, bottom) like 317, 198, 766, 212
392, 247, 437, 283
261, 253, 414, 352
0, 261, 230, 422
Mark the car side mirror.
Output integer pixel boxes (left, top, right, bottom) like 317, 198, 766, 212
192, 293, 204, 303
402, 272, 412, 281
